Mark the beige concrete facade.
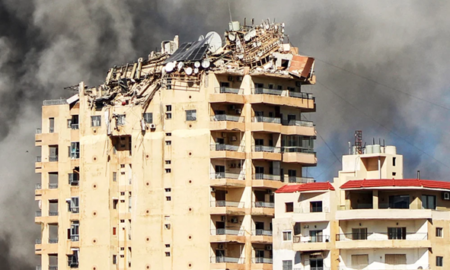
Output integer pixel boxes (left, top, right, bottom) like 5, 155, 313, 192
273, 145, 450, 270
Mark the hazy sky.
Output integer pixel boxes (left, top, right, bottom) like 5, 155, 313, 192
1, 1, 450, 268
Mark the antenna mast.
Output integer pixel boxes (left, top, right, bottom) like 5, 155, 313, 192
355, 130, 363, 154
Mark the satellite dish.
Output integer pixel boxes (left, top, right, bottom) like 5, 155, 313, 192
194, 61, 201, 68
201, 59, 210, 69
165, 62, 175, 73
177, 62, 184, 71
244, 33, 251, 42
185, 67, 193, 75
198, 35, 205, 41
228, 33, 236, 42
205, 32, 222, 54
194, 68, 199, 74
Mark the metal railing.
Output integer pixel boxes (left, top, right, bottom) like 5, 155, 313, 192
254, 173, 281, 181
282, 119, 315, 127
254, 201, 274, 208
210, 256, 244, 263
253, 257, 273, 264
294, 207, 329, 213
215, 87, 243, 94
49, 183, 58, 189
49, 155, 58, 162
281, 147, 315, 154
254, 145, 281, 153
36, 156, 41, 162
254, 88, 283, 96
43, 99, 67, 106
71, 124, 79, 130
286, 176, 315, 183
211, 201, 245, 208
211, 172, 244, 180
35, 211, 41, 217
70, 235, 79, 241
49, 266, 58, 270
336, 232, 428, 241
211, 144, 242, 151
36, 128, 42, 134
48, 238, 58, 244
35, 183, 41, 190
49, 211, 58, 216
293, 235, 330, 243
35, 239, 42, 244
288, 91, 314, 100
254, 229, 273, 236
211, 229, 243, 235
211, 115, 243, 122
252, 116, 281, 124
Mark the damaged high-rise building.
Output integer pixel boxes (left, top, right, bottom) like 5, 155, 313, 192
34, 19, 317, 270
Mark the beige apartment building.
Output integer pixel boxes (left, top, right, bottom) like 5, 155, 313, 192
273, 144, 450, 270
34, 20, 317, 270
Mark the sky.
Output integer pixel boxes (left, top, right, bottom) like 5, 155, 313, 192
1, 0, 450, 268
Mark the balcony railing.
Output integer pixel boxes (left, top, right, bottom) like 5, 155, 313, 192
49, 266, 58, 270
71, 124, 79, 130
210, 256, 244, 263
286, 176, 315, 183
36, 156, 41, 162
49, 183, 58, 189
49, 211, 58, 216
43, 99, 67, 106
288, 91, 314, 100
281, 147, 315, 154
252, 116, 281, 124
49, 155, 58, 162
35, 183, 42, 190
35, 211, 41, 217
294, 207, 329, 213
215, 87, 243, 94
336, 232, 428, 241
254, 88, 283, 96
254, 201, 274, 208
35, 239, 42, 244
211, 115, 243, 122
254, 173, 281, 181
211, 229, 244, 235
211, 172, 244, 180
36, 128, 42, 134
70, 235, 79, 242
49, 238, 58, 244
211, 144, 242, 151
211, 201, 245, 208
282, 119, 315, 127
254, 145, 281, 153
293, 235, 330, 243
253, 257, 273, 264
254, 229, 273, 236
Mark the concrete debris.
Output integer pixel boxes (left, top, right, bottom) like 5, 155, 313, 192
85, 19, 316, 109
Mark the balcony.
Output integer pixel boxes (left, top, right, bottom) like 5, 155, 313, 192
210, 256, 244, 264
281, 119, 316, 136
210, 115, 245, 131
210, 229, 245, 243
285, 176, 315, 183
251, 116, 282, 133
282, 147, 316, 165
49, 211, 58, 216
251, 230, 273, 244
252, 145, 282, 161
210, 173, 245, 188
293, 235, 331, 251
210, 201, 246, 215
252, 202, 275, 216
210, 87, 245, 104
336, 232, 430, 249
336, 207, 433, 220
252, 257, 273, 264
49, 238, 58, 244
49, 183, 58, 189
249, 88, 315, 110
252, 173, 283, 189
210, 144, 245, 159
71, 124, 79, 130
49, 155, 58, 162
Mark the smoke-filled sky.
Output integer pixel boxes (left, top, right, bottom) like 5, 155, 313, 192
1, 0, 450, 268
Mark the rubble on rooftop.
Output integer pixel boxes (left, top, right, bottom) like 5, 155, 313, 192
85, 19, 316, 109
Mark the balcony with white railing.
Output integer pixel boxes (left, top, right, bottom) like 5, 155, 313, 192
210, 172, 245, 188
285, 176, 315, 183
210, 87, 245, 104
293, 235, 331, 251
252, 145, 282, 161
282, 147, 316, 165
251, 116, 282, 133
251, 229, 273, 244
252, 201, 275, 216
48, 183, 58, 189
281, 119, 316, 136
210, 143, 245, 159
210, 115, 245, 131
252, 173, 284, 189
210, 256, 245, 264
210, 228, 245, 243
210, 201, 246, 215
336, 232, 430, 249
252, 257, 273, 264
49, 155, 58, 162
249, 88, 316, 110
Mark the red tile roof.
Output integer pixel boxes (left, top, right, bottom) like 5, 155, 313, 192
275, 182, 335, 193
340, 179, 450, 191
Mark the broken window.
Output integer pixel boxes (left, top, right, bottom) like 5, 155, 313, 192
70, 115, 79, 129
69, 221, 79, 241
186, 110, 197, 121
67, 197, 79, 213
70, 142, 80, 159
117, 115, 126, 126
91, 116, 101, 127
69, 169, 79, 186
143, 113, 153, 124
68, 249, 79, 268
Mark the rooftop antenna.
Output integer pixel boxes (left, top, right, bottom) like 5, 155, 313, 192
228, 0, 233, 22
355, 130, 363, 154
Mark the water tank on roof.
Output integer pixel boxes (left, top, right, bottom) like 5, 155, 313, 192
229, 21, 240, 31
373, 144, 381, 154
366, 145, 373, 154
385, 146, 397, 155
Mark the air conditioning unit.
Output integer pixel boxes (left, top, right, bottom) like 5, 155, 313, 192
237, 76, 243, 82
443, 192, 450, 201
149, 123, 156, 129
227, 76, 233, 82
265, 245, 272, 251
231, 136, 237, 141
218, 244, 224, 249
221, 216, 226, 222
231, 217, 238, 223
235, 109, 242, 114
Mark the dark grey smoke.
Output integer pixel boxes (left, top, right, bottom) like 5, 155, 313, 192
1, 0, 450, 268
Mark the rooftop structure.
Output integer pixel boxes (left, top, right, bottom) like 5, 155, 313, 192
34, 19, 317, 270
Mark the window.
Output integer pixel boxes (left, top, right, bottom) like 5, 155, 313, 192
437, 227, 443, 237
282, 231, 292, 241
165, 188, 171, 192
165, 252, 170, 257
393, 157, 396, 166
165, 169, 171, 173
351, 254, 369, 269
165, 244, 170, 248
166, 196, 171, 201
389, 195, 410, 209
385, 254, 406, 266
113, 172, 117, 182
437, 256, 443, 267
143, 113, 153, 124
294, 223, 301, 235
277, 85, 283, 90
165, 141, 172, 146
49, 118, 55, 133
166, 133, 172, 136
113, 227, 116, 235
113, 255, 117, 264
70, 142, 80, 159
113, 199, 118, 209
166, 78, 172, 90
68, 172, 79, 186
422, 195, 436, 210
310, 201, 323, 212
285, 202, 293, 212
69, 197, 79, 213
352, 228, 368, 240
268, 84, 274, 89
186, 110, 197, 121
282, 260, 292, 270
68, 250, 79, 268
387, 227, 406, 240
165, 224, 171, 230
166, 105, 172, 111
288, 170, 297, 182
91, 116, 101, 127
70, 221, 79, 241
165, 160, 171, 165
117, 115, 126, 126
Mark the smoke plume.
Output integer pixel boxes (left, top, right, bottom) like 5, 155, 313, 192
1, 0, 450, 268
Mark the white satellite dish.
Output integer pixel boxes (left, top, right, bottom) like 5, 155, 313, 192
194, 61, 201, 68
194, 68, 199, 74
198, 35, 205, 41
228, 33, 236, 42
185, 67, 193, 75
244, 32, 251, 42
205, 32, 222, 54
201, 59, 210, 68
177, 62, 184, 71
165, 62, 175, 73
